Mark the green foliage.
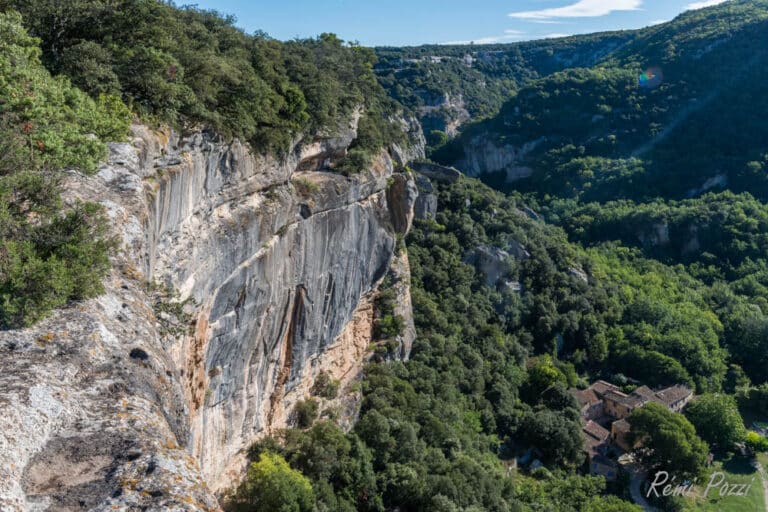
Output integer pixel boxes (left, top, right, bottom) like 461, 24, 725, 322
433, 2, 768, 202
0, 11, 130, 172
311, 371, 340, 400
526, 355, 566, 397
685, 394, 747, 449
584, 495, 643, 512
375, 30, 634, 135
248, 422, 381, 512
5, 1, 404, 155
737, 384, 768, 417
375, 314, 405, 340
293, 399, 319, 429
745, 431, 768, 452
426, 129, 448, 149
518, 409, 584, 469
374, 278, 406, 340
628, 402, 709, 479
0, 12, 127, 328
229, 452, 315, 512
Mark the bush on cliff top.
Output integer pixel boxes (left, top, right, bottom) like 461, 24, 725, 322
3, 0, 405, 156
0, 11, 128, 328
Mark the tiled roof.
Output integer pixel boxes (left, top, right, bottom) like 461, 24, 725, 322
612, 419, 631, 434
584, 420, 611, 442
632, 386, 656, 400
572, 388, 601, 408
604, 389, 645, 408
591, 380, 622, 397
655, 385, 693, 406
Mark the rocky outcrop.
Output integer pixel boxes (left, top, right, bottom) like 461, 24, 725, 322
411, 161, 462, 184
417, 92, 471, 138
463, 246, 513, 288
568, 266, 589, 284
0, 118, 420, 510
454, 136, 544, 182
390, 114, 427, 166
414, 174, 438, 220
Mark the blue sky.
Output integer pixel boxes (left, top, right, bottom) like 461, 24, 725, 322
190, 0, 730, 46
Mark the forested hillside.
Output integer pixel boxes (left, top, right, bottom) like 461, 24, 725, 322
1, 0, 408, 159
433, 0, 768, 200
3, 0, 768, 511
368, 2, 768, 510
375, 31, 635, 142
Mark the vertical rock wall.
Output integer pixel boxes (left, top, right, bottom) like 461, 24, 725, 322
0, 116, 423, 510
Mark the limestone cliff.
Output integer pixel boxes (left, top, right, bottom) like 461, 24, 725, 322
0, 116, 423, 511
454, 136, 544, 183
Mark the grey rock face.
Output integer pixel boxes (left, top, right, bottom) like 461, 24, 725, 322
568, 266, 589, 284
464, 245, 512, 288
505, 238, 531, 261
0, 119, 419, 510
414, 175, 438, 220
390, 113, 427, 166
454, 136, 544, 182
411, 162, 462, 184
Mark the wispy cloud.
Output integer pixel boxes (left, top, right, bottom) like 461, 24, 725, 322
543, 33, 571, 39
443, 29, 527, 45
509, 0, 643, 20
686, 0, 727, 10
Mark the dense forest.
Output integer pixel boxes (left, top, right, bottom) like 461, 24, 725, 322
375, 31, 636, 139
433, 0, 768, 200
3, 0, 768, 511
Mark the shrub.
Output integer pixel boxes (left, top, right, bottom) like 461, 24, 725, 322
375, 314, 405, 340
311, 371, 340, 399
294, 177, 319, 197
746, 431, 768, 452
0, 12, 127, 329
229, 452, 315, 512
293, 399, 319, 429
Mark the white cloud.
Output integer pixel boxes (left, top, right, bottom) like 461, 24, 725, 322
509, 0, 643, 20
686, 0, 728, 10
543, 33, 571, 39
648, 19, 669, 25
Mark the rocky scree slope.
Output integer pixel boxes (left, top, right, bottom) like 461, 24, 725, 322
0, 116, 422, 511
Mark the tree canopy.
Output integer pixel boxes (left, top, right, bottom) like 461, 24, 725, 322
684, 394, 747, 449
628, 402, 709, 479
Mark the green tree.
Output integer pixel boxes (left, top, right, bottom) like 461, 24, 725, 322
628, 402, 709, 479
229, 452, 315, 512
519, 409, 584, 468
59, 41, 120, 95
684, 394, 747, 448
526, 355, 565, 397
0, 11, 127, 328
427, 129, 449, 148
584, 496, 643, 512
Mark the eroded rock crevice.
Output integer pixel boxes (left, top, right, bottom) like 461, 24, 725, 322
0, 117, 423, 511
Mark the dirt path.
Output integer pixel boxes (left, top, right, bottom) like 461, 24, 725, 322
627, 465, 661, 512
751, 458, 768, 511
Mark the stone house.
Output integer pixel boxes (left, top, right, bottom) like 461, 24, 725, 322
571, 380, 694, 476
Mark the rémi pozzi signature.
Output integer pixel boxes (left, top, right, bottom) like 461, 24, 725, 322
646, 471, 755, 499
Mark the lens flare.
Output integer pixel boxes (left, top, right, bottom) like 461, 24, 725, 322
639, 67, 663, 89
